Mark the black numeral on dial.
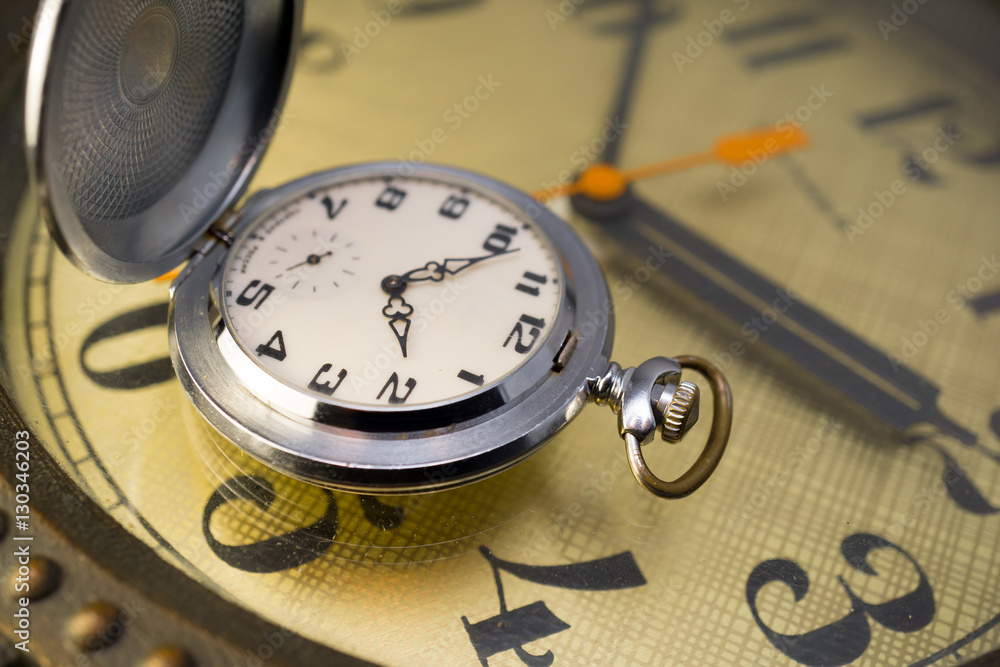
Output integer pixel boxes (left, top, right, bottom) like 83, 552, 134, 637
439, 195, 470, 219
320, 195, 348, 220
376, 186, 407, 211
458, 370, 485, 386
256, 330, 287, 361
378, 372, 417, 404
308, 363, 347, 396
236, 280, 275, 309
723, 13, 849, 70
483, 224, 519, 254
747, 533, 934, 666
504, 315, 545, 354
515, 271, 548, 297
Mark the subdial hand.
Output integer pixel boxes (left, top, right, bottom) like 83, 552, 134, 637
533, 126, 808, 202
286, 251, 333, 272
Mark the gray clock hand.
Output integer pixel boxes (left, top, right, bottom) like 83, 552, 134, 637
581, 193, 978, 447
599, 0, 657, 165
285, 251, 332, 272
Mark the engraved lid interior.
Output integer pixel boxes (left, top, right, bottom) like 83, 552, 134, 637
25, 0, 300, 283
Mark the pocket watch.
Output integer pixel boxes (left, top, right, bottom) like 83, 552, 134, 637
23, 0, 731, 496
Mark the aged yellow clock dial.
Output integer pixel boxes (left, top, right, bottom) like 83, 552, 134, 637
2, 0, 1000, 665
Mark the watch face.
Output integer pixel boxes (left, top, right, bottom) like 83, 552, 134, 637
2, 0, 1000, 665
219, 173, 563, 409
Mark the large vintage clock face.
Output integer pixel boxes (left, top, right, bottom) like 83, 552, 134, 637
2, 0, 1000, 665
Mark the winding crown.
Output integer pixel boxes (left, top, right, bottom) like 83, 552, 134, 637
658, 380, 700, 443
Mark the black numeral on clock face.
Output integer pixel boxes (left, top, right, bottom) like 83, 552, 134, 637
308, 363, 347, 396
376, 186, 407, 211
320, 195, 348, 220
483, 224, 519, 255
515, 271, 548, 297
504, 315, 545, 354
236, 280, 275, 309
722, 13, 849, 70
971, 290, 1000, 317
256, 330, 287, 361
458, 369, 485, 386
377, 372, 417, 404
439, 195, 470, 219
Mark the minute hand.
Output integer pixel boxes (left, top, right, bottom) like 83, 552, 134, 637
400, 249, 518, 284
601, 193, 976, 445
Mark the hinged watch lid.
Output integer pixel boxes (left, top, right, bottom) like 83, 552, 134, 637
24, 0, 300, 283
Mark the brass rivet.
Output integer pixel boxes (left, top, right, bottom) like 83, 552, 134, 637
141, 646, 196, 667
67, 602, 123, 652
6, 555, 61, 601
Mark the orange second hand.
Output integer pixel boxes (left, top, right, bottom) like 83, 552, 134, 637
531, 126, 810, 202
620, 151, 717, 182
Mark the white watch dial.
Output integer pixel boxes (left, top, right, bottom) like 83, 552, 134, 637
221, 175, 563, 408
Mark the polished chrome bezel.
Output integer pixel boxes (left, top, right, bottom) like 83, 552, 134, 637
170, 162, 614, 493
25, 0, 300, 283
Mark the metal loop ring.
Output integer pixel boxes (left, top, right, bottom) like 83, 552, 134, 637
625, 355, 733, 499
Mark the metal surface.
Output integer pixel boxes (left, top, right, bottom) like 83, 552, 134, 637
622, 356, 733, 499
24, 0, 300, 283
659, 380, 699, 443
170, 162, 616, 493
0, 31, 359, 659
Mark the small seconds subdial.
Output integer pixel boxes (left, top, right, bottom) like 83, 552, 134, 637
238, 195, 361, 297
221, 174, 563, 408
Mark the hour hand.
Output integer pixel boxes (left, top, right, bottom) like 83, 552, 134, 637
580, 192, 977, 447
382, 294, 413, 358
